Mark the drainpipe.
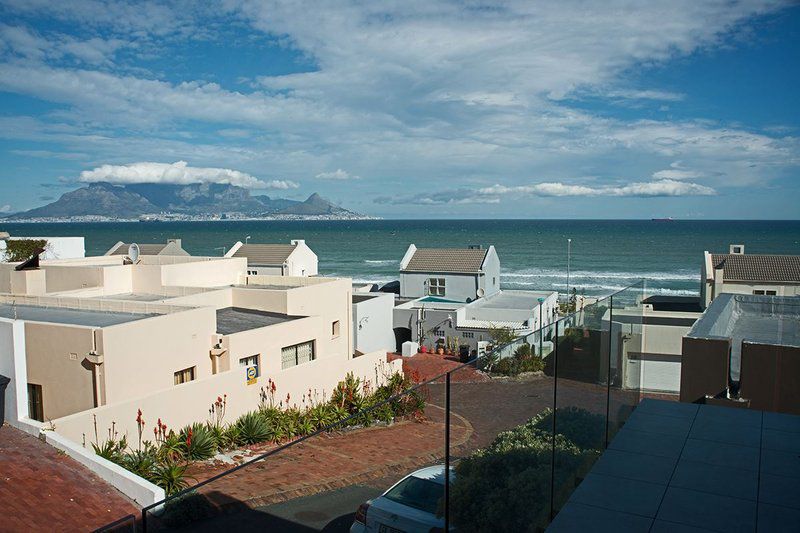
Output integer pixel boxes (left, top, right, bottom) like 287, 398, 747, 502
84, 332, 105, 408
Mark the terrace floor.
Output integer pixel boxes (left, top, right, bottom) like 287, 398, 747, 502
0, 424, 139, 532
548, 399, 800, 532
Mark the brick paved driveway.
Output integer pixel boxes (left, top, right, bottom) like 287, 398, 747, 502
0, 424, 138, 532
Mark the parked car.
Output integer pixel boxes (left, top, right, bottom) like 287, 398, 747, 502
350, 465, 453, 533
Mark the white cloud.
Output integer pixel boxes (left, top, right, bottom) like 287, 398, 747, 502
479, 179, 716, 197
263, 179, 299, 189
315, 169, 360, 180
0, 204, 11, 213
0, 1, 796, 215
78, 161, 270, 188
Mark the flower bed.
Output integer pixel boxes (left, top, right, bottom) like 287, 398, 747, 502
90, 371, 425, 495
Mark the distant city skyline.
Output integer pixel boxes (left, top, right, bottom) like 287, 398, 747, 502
0, 1, 798, 219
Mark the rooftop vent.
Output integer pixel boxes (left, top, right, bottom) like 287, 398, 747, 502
467, 244, 483, 250
729, 244, 745, 255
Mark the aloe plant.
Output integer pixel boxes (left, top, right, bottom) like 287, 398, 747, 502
179, 423, 217, 460
235, 411, 270, 444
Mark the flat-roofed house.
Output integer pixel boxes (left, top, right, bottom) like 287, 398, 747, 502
701, 244, 800, 307
226, 239, 318, 276
399, 244, 500, 302
105, 238, 189, 257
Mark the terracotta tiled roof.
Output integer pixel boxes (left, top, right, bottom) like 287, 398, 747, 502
232, 244, 296, 265
403, 247, 488, 273
711, 254, 800, 283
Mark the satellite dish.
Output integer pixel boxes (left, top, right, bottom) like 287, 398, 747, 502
477, 288, 485, 298
128, 243, 140, 263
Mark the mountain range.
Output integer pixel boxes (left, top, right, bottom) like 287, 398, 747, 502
8, 182, 363, 219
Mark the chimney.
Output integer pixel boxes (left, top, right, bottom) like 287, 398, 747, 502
291, 239, 305, 246
168, 239, 182, 248
729, 244, 745, 255
468, 244, 483, 250
713, 266, 725, 300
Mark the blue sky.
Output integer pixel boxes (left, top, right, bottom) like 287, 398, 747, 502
0, 0, 798, 219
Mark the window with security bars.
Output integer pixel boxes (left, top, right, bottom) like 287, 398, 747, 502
239, 354, 260, 377
174, 366, 195, 385
281, 341, 315, 369
427, 278, 446, 296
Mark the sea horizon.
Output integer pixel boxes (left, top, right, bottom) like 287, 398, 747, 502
4, 219, 799, 298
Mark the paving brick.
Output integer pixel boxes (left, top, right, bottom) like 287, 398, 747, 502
0, 424, 139, 532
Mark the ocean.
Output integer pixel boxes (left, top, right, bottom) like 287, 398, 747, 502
3, 220, 799, 297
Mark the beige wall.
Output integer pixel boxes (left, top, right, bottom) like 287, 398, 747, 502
223, 316, 322, 373
24, 322, 97, 420
53, 350, 402, 445
284, 278, 353, 363
44, 265, 105, 293
98, 307, 217, 405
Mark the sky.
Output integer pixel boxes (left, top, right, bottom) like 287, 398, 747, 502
0, 0, 798, 219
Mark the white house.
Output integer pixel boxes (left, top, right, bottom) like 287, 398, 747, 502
700, 244, 800, 308
352, 293, 396, 355
105, 239, 188, 257
0, 234, 85, 262
399, 244, 500, 302
393, 289, 558, 354
227, 239, 318, 277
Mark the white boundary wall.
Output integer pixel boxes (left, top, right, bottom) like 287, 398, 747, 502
54, 350, 402, 449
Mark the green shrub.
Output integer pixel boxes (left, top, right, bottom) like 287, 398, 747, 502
122, 448, 157, 479
150, 460, 190, 496
491, 354, 544, 376
4, 239, 48, 262
92, 436, 127, 465
450, 407, 602, 532
530, 407, 605, 451
513, 342, 532, 360
235, 411, 271, 444
179, 423, 217, 460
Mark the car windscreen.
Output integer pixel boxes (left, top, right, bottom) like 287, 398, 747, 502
383, 476, 443, 515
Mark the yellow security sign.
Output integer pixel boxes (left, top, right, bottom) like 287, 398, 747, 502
246, 366, 258, 385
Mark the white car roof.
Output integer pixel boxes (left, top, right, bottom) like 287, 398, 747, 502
409, 465, 449, 483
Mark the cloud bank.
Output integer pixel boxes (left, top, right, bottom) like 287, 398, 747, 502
315, 169, 360, 180
78, 161, 287, 189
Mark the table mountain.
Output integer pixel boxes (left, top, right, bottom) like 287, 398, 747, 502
9, 183, 362, 219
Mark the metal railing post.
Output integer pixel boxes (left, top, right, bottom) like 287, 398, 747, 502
605, 296, 613, 449
141, 508, 147, 533
444, 371, 451, 531
549, 321, 559, 522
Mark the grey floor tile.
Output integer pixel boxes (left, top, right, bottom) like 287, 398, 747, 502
761, 448, 800, 479
696, 404, 763, 428
650, 520, 718, 533
569, 473, 667, 518
757, 503, 800, 533
609, 427, 686, 459
689, 420, 762, 448
624, 411, 694, 438
671, 459, 758, 501
591, 449, 677, 485
656, 487, 756, 533
759, 473, 800, 510
681, 438, 760, 472
763, 411, 800, 435
762, 428, 800, 454
636, 399, 699, 420
547, 502, 653, 533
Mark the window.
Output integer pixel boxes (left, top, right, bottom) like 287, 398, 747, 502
239, 354, 260, 377
463, 331, 474, 339
28, 384, 43, 422
174, 366, 195, 385
753, 290, 777, 296
427, 278, 446, 296
332, 320, 340, 338
433, 328, 445, 337
281, 341, 315, 369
